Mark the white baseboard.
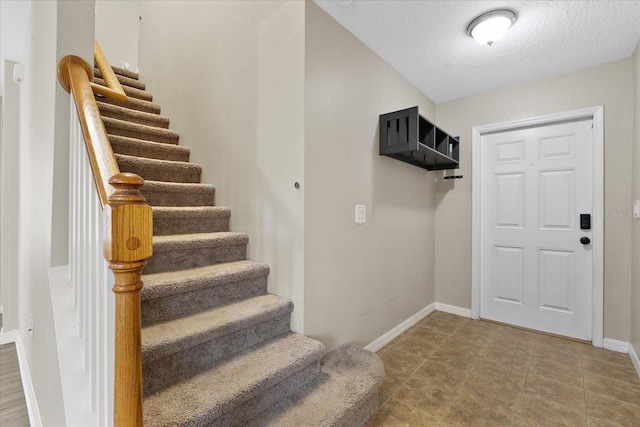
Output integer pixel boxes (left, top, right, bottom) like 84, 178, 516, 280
435, 302, 471, 318
365, 303, 436, 352
0, 328, 17, 344
603, 338, 630, 353
629, 344, 640, 380
15, 333, 42, 427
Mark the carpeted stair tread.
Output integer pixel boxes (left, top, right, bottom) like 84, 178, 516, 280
97, 101, 169, 128
142, 260, 268, 301
246, 344, 385, 427
142, 294, 291, 363
141, 180, 216, 207
96, 93, 161, 114
143, 332, 324, 427
109, 65, 139, 80
94, 67, 146, 90
140, 260, 269, 326
145, 232, 248, 274
94, 76, 153, 101
152, 232, 248, 252
109, 135, 189, 162
102, 116, 179, 144
115, 154, 201, 183
152, 206, 230, 235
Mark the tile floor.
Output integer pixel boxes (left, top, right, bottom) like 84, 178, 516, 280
366, 311, 640, 426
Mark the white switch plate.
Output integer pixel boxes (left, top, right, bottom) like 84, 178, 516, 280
633, 200, 640, 220
355, 205, 366, 224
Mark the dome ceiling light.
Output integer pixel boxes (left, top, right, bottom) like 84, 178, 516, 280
467, 9, 517, 46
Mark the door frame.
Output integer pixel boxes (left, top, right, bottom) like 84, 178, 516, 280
471, 106, 604, 347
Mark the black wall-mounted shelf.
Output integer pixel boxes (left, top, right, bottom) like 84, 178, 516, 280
379, 106, 459, 171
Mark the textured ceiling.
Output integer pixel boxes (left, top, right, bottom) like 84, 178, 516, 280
315, 0, 640, 103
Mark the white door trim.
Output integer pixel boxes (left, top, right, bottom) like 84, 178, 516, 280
471, 106, 604, 347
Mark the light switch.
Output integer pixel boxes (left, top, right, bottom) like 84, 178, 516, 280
634, 200, 640, 220
355, 205, 366, 224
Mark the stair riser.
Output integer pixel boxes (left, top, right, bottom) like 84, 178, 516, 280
224, 363, 321, 427
141, 187, 215, 207
110, 138, 190, 162
141, 275, 267, 326
94, 68, 146, 90
104, 123, 179, 145
110, 65, 139, 80
99, 106, 169, 129
117, 158, 201, 183
154, 215, 229, 235
143, 315, 291, 396
94, 77, 152, 101
145, 245, 247, 274
96, 95, 161, 114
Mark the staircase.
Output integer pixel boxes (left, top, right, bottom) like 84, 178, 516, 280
94, 66, 384, 426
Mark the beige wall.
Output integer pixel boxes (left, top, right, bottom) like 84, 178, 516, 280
95, 0, 140, 71
435, 59, 634, 342
138, 1, 306, 331
631, 44, 640, 358
304, 3, 436, 351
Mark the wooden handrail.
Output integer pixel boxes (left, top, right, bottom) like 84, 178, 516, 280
57, 43, 151, 427
91, 41, 128, 102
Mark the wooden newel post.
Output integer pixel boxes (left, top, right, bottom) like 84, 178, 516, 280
104, 172, 153, 427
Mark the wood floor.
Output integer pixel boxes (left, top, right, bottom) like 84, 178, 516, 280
0, 343, 30, 427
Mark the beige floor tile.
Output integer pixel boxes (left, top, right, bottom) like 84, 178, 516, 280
393, 333, 444, 359
585, 415, 626, 427
516, 392, 587, 426
583, 358, 640, 385
429, 311, 468, 326
408, 326, 451, 345
581, 345, 638, 369
585, 392, 640, 426
410, 360, 471, 393
368, 312, 640, 426
456, 319, 501, 334
458, 370, 524, 414
531, 345, 583, 371
441, 394, 516, 427
420, 318, 463, 335
528, 357, 585, 388
429, 345, 479, 371
378, 365, 411, 397
584, 373, 640, 408
393, 382, 458, 420
495, 326, 540, 343
524, 372, 586, 409
365, 398, 440, 427
377, 346, 425, 377
475, 350, 531, 375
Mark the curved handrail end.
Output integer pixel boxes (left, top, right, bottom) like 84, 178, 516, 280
58, 55, 93, 93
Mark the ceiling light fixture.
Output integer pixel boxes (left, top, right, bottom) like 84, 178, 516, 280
467, 9, 517, 46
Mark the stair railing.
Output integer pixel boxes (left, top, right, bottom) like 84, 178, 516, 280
58, 41, 151, 427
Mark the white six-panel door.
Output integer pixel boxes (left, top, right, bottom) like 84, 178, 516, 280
480, 119, 593, 340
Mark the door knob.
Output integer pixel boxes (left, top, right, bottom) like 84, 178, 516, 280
580, 237, 591, 245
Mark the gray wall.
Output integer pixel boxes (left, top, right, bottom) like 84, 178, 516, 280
435, 59, 634, 343
631, 44, 640, 359
304, 3, 437, 350
138, 0, 306, 331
